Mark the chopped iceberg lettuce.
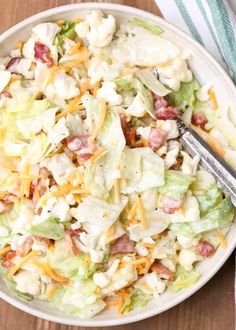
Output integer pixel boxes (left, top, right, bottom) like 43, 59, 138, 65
169, 197, 234, 237
129, 17, 164, 35
120, 288, 151, 314
135, 68, 171, 96
120, 147, 165, 193
167, 79, 200, 110
49, 280, 105, 317
30, 218, 65, 240
196, 185, 222, 215
158, 170, 194, 201
168, 265, 200, 293
54, 20, 76, 56
128, 209, 170, 241
47, 240, 96, 280
84, 109, 125, 198
71, 195, 128, 234
114, 77, 155, 118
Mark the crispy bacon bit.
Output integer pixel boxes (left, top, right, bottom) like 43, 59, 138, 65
120, 115, 136, 147
34, 42, 53, 67
66, 135, 89, 151
2, 251, 16, 268
162, 195, 182, 214
149, 128, 166, 151
153, 95, 180, 120
196, 240, 215, 257
65, 232, 81, 256
2, 92, 12, 98
6, 57, 21, 72
0, 196, 14, 214
15, 237, 33, 257
33, 235, 51, 247
170, 157, 183, 170
191, 112, 208, 129
160, 229, 169, 237
151, 262, 175, 281
66, 135, 96, 162
110, 234, 134, 255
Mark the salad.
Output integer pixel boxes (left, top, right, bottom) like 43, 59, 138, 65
0, 10, 235, 318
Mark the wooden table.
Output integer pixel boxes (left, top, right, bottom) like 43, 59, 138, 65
0, 0, 235, 329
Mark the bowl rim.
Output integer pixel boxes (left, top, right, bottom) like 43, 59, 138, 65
0, 2, 236, 327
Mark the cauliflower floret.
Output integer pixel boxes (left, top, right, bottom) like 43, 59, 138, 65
97, 81, 122, 106
14, 270, 41, 295
135, 272, 166, 296
157, 55, 192, 91
178, 248, 201, 271
181, 151, 200, 176
23, 23, 60, 62
88, 58, 124, 84
164, 140, 181, 169
75, 10, 116, 49
35, 62, 80, 105
156, 120, 179, 140
135, 243, 148, 257
177, 234, 199, 249
0, 70, 11, 93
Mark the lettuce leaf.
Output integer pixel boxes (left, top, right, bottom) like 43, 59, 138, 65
53, 20, 76, 56
47, 240, 96, 280
120, 288, 151, 314
30, 217, 65, 240
196, 185, 222, 215
167, 79, 200, 110
120, 147, 165, 193
135, 68, 171, 96
49, 281, 106, 317
129, 17, 164, 35
84, 109, 125, 198
168, 265, 200, 293
169, 196, 234, 237
158, 170, 194, 201
114, 77, 155, 118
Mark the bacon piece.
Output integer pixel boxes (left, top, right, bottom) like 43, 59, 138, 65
148, 128, 166, 151
6, 57, 21, 72
65, 232, 81, 256
32, 235, 51, 247
16, 237, 33, 257
2, 92, 12, 98
120, 115, 136, 147
34, 42, 53, 67
153, 95, 180, 120
196, 240, 215, 257
2, 251, 16, 268
170, 157, 183, 171
66, 135, 89, 151
162, 195, 182, 214
0, 195, 14, 214
110, 234, 134, 255
151, 262, 175, 281
191, 112, 208, 129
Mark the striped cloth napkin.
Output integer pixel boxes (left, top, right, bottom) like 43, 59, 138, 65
154, 0, 236, 301
155, 0, 236, 83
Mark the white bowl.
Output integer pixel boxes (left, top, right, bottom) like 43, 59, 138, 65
0, 2, 236, 327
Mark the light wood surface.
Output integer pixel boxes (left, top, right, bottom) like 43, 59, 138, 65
0, 1, 235, 329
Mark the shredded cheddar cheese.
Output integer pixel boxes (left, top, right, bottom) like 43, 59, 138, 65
90, 148, 107, 162
33, 261, 69, 283
17, 40, 23, 52
55, 97, 84, 121
92, 81, 101, 97
208, 89, 218, 110
114, 179, 120, 204
7, 250, 40, 278
135, 193, 147, 229
46, 285, 57, 298
0, 245, 11, 256
215, 230, 227, 249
